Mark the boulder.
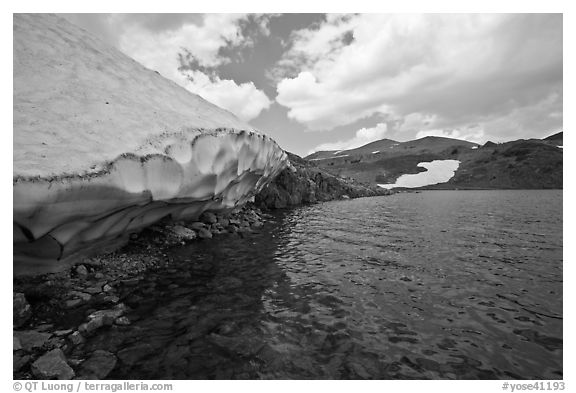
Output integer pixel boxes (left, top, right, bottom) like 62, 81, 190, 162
75, 265, 88, 277
196, 227, 213, 239
31, 349, 75, 379
14, 330, 51, 352
68, 331, 85, 346
169, 225, 197, 241
79, 304, 127, 336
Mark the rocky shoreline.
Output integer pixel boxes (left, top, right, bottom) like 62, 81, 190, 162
13, 191, 381, 379
13, 204, 275, 379
13, 150, 392, 380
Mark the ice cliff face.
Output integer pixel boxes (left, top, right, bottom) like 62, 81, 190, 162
13, 14, 288, 274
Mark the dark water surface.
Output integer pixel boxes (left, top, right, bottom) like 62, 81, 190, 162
88, 190, 562, 379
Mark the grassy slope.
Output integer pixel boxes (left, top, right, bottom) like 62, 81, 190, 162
305, 135, 562, 189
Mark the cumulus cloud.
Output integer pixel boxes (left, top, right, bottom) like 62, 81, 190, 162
275, 14, 562, 141
64, 13, 272, 122
309, 122, 388, 154
182, 70, 272, 121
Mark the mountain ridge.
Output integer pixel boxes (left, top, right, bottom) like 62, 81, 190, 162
304, 132, 562, 189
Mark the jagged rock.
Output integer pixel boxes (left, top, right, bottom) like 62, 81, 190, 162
31, 349, 75, 380
196, 227, 213, 239
75, 265, 88, 277
103, 295, 120, 304
256, 152, 386, 209
68, 331, 84, 346
13, 14, 288, 276
77, 350, 117, 379
13, 292, 32, 328
14, 330, 51, 351
46, 337, 66, 350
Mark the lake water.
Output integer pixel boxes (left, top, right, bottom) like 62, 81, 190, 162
88, 190, 562, 379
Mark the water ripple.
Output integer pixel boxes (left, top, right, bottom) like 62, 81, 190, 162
77, 190, 561, 379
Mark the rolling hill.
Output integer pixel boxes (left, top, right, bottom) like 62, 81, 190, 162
305, 133, 563, 189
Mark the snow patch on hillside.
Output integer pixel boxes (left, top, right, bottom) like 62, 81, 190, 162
378, 160, 460, 189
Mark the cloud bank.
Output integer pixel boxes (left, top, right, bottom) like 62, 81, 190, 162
275, 14, 562, 143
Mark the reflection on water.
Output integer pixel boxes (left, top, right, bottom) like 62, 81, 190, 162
75, 190, 562, 379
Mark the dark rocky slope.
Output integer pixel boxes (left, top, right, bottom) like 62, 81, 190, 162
255, 152, 390, 209
429, 138, 563, 189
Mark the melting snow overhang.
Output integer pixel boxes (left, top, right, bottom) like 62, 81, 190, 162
13, 14, 288, 275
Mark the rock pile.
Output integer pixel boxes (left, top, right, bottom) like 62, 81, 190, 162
13, 205, 268, 380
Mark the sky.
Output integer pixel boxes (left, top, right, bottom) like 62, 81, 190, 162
62, 13, 563, 157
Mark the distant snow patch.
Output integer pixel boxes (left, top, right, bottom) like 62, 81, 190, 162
372, 150, 380, 154
471, 146, 478, 149
378, 160, 460, 189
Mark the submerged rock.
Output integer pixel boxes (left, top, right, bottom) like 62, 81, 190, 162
117, 344, 156, 366
13, 14, 288, 276
14, 330, 51, 352
79, 304, 127, 336
31, 349, 75, 379
77, 350, 117, 379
